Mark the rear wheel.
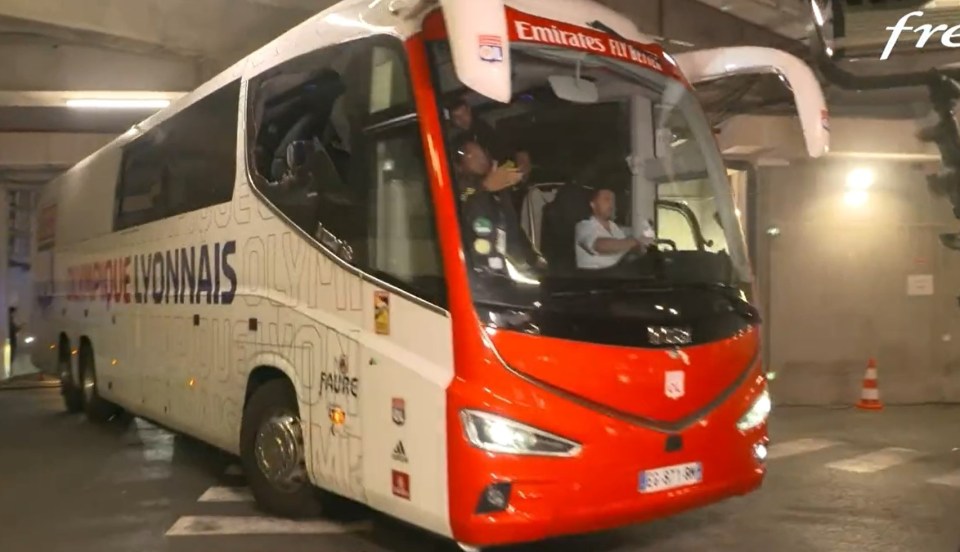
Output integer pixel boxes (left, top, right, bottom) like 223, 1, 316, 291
240, 379, 322, 518
79, 343, 120, 423
59, 341, 83, 413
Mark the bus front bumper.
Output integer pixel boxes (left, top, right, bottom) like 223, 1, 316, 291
449, 419, 767, 548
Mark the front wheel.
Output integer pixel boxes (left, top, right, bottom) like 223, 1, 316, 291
240, 379, 323, 518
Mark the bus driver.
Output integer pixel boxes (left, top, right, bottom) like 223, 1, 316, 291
575, 188, 655, 269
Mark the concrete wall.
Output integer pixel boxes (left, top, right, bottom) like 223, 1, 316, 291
0, 132, 115, 167
755, 158, 960, 405
0, 132, 115, 337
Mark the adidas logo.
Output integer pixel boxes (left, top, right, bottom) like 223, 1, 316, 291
392, 441, 408, 463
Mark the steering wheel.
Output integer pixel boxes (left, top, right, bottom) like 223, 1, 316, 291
614, 240, 673, 271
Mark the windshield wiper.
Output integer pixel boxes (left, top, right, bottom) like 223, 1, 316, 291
545, 275, 664, 298
675, 282, 762, 323
550, 281, 761, 323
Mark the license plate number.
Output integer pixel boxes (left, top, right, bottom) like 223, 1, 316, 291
639, 462, 703, 493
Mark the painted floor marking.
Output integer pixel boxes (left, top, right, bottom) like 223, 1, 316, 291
165, 516, 372, 536
826, 447, 922, 473
197, 486, 254, 502
767, 438, 842, 460
928, 470, 960, 488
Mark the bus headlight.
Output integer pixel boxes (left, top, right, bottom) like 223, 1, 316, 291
736, 389, 771, 432
459, 410, 581, 457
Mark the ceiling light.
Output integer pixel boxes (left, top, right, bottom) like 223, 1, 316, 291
846, 168, 875, 190
66, 98, 171, 109
844, 190, 868, 207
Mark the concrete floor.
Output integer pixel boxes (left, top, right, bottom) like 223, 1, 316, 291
1, 389, 959, 552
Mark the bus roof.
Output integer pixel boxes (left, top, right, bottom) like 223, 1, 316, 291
44, 0, 654, 197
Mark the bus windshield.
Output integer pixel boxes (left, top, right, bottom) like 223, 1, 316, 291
429, 40, 752, 335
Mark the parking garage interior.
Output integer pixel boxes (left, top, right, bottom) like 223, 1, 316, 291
3, 1, 960, 551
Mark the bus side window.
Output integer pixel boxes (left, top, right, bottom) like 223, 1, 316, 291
116, 142, 163, 229
246, 36, 445, 307
114, 80, 240, 231
246, 44, 361, 246
364, 125, 445, 306
359, 43, 444, 305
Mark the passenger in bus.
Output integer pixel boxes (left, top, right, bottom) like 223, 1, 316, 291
452, 135, 523, 199
446, 94, 540, 214
452, 134, 542, 271
575, 188, 655, 270
447, 95, 508, 163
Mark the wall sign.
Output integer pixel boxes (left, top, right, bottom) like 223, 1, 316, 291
907, 274, 934, 296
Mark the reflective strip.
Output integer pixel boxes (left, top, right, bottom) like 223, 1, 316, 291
861, 388, 880, 400
826, 447, 921, 473
767, 438, 841, 460
864, 368, 878, 380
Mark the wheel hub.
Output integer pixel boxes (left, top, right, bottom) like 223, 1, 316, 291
255, 413, 306, 491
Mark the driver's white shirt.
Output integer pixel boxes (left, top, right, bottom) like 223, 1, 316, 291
575, 216, 628, 269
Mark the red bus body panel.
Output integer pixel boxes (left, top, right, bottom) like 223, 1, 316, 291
491, 329, 757, 423
407, 9, 768, 547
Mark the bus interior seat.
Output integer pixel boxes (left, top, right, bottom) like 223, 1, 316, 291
540, 183, 593, 272
321, 94, 354, 186
520, 183, 562, 252
269, 75, 347, 182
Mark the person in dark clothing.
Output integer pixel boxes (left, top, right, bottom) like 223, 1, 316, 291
447, 95, 510, 164
446, 94, 543, 217
451, 134, 544, 274
452, 136, 523, 199
8, 307, 20, 363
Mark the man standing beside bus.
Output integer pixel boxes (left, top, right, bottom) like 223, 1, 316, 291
8, 306, 20, 364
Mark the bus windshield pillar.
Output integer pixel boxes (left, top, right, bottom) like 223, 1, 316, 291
630, 95, 656, 237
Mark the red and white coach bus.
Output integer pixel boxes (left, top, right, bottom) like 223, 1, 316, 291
31, 0, 828, 549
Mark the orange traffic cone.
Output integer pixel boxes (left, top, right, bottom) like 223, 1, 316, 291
856, 358, 883, 411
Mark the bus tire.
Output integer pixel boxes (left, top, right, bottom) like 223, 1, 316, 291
79, 343, 120, 423
59, 341, 83, 414
240, 379, 322, 519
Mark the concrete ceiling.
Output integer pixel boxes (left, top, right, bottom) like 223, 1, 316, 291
687, 0, 960, 121
0, 0, 329, 135
0, 0, 955, 161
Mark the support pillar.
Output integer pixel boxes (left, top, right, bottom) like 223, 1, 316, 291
0, 185, 9, 379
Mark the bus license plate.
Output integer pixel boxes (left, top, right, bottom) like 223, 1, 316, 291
639, 462, 703, 493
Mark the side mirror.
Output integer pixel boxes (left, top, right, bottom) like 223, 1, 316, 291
285, 141, 312, 172
548, 75, 599, 104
